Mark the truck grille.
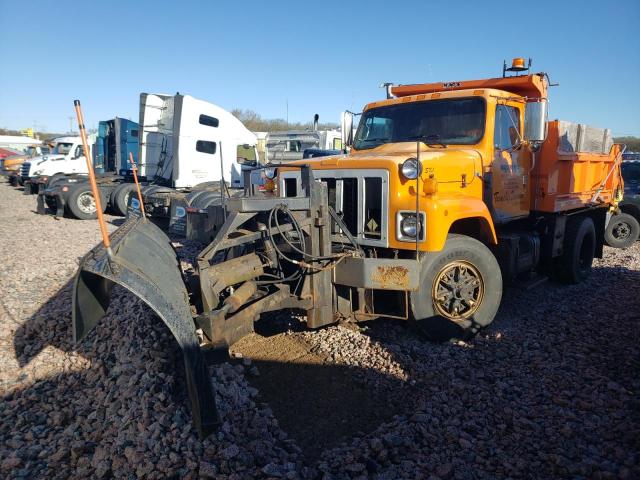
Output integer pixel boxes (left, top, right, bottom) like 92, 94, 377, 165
21, 162, 31, 178
279, 169, 389, 247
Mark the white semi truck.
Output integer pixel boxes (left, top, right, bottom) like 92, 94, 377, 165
135, 93, 260, 230
43, 93, 260, 221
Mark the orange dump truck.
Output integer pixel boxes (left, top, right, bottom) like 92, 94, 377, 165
73, 58, 625, 435
277, 58, 624, 334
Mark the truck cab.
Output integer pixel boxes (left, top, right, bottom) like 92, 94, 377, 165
2, 144, 50, 184
94, 118, 139, 174
274, 59, 620, 334
20, 136, 88, 189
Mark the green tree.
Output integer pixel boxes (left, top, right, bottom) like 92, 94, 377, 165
231, 109, 338, 132
614, 136, 640, 152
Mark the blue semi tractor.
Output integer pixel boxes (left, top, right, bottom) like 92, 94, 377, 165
94, 117, 139, 174
38, 117, 146, 219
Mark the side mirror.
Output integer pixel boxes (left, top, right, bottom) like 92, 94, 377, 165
524, 99, 548, 143
341, 111, 354, 148
237, 157, 257, 167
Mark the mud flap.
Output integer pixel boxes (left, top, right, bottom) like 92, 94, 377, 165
72, 217, 220, 437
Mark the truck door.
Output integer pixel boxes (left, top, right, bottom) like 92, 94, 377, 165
120, 119, 139, 172
95, 121, 108, 173
70, 145, 87, 173
490, 104, 529, 223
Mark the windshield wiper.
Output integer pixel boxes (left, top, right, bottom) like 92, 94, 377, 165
359, 137, 389, 143
407, 134, 447, 148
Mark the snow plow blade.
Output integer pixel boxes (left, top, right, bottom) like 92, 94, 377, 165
72, 217, 219, 437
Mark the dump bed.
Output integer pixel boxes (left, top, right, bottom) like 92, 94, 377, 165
531, 120, 622, 213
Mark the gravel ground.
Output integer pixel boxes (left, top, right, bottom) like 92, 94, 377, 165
0, 180, 639, 479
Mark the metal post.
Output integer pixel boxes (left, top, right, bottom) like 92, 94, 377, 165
73, 100, 112, 255
219, 141, 227, 220
128, 152, 146, 218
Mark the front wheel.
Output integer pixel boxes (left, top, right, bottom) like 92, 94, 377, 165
410, 234, 503, 340
67, 185, 107, 220
604, 213, 640, 248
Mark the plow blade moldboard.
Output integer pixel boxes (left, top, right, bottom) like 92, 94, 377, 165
72, 217, 219, 437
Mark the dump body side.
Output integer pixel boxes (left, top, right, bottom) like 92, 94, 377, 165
531, 120, 621, 213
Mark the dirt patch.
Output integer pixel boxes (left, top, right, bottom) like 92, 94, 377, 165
232, 332, 415, 461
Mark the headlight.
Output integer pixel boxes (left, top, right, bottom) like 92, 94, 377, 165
401, 215, 419, 238
397, 211, 425, 242
33, 170, 44, 175
263, 167, 276, 179
401, 158, 422, 180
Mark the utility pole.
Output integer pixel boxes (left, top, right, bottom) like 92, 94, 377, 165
68, 116, 74, 134
286, 99, 289, 127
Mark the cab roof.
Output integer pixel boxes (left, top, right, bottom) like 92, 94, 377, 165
389, 73, 548, 102
364, 87, 523, 112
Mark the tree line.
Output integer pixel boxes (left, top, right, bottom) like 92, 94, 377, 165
230, 109, 339, 132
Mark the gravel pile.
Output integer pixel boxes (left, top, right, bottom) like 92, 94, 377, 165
1, 181, 639, 479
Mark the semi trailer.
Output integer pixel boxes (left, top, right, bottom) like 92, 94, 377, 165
71, 58, 624, 436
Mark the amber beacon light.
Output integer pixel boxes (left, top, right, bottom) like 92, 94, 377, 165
503, 57, 531, 77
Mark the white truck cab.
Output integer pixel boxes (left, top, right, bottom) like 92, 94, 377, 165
20, 136, 87, 181
139, 93, 259, 189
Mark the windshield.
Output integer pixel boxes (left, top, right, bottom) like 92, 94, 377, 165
53, 143, 73, 155
353, 97, 486, 150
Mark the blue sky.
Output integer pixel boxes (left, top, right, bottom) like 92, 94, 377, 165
1, 0, 639, 136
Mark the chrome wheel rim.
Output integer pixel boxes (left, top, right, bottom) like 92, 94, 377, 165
77, 192, 96, 214
432, 261, 484, 320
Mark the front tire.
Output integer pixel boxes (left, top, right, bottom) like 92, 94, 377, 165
67, 185, 107, 220
604, 213, 639, 248
410, 234, 503, 340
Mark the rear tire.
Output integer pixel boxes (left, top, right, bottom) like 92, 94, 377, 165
112, 183, 136, 216
67, 185, 107, 220
556, 216, 596, 283
604, 213, 639, 248
410, 234, 503, 340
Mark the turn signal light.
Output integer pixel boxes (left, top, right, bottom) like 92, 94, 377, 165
422, 176, 438, 194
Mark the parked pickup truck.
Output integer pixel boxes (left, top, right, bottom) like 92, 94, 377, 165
605, 154, 640, 247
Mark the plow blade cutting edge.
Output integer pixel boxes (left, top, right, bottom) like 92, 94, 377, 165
72, 217, 220, 437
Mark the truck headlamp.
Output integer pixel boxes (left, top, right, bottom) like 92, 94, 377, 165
396, 211, 426, 242
33, 169, 44, 176
263, 167, 276, 179
400, 215, 419, 238
401, 158, 422, 180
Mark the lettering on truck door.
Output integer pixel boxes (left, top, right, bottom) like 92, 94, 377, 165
490, 104, 530, 223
